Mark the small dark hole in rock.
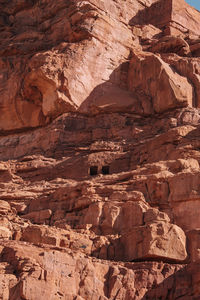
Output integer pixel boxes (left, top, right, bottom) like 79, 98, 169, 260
102, 165, 110, 175
90, 166, 98, 176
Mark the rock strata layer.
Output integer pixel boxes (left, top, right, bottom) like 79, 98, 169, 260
0, 0, 200, 299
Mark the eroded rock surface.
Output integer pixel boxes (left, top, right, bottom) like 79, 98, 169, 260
0, 0, 200, 299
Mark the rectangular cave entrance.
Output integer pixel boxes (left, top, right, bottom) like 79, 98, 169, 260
89, 166, 98, 176
102, 165, 110, 175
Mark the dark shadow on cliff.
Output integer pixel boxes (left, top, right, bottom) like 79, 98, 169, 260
129, 4, 149, 26
78, 61, 150, 116
129, 0, 170, 32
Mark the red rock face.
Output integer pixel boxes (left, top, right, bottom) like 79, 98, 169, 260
131, 0, 200, 36
1, 0, 200, 299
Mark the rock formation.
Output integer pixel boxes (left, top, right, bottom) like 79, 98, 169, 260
0, 0, 200, 299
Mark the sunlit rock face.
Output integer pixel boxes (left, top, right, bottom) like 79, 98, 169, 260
131, 0, 200, 36
1, 0, 200, 132
0, 0, 200, 299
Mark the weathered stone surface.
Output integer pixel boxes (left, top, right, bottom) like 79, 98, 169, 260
1, 0, 200, 132
121, 221, 187, 262
148, 35, 191, 56
187, 230, 200, 262
0, 0, 138, 131
128, 52, 193, 113
131, 0, 200, 36
0, 0, 200, 299
0, 240, 194, 300
161, 55, 200, 108
0, 200, 11, 215
0, 227, 12, 240
22, 209, 52, 224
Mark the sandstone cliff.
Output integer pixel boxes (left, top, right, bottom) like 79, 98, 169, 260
0, 0, 200, 299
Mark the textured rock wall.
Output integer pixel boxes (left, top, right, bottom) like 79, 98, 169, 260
131, 0, 200, 36
0, 0, 200, 299
1, 0, 200, 132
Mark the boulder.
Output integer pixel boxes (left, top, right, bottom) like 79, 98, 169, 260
121, 221, 187, 262
128, 52, 193, 113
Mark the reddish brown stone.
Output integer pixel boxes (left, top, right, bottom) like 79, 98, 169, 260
0, 0, 200, 299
